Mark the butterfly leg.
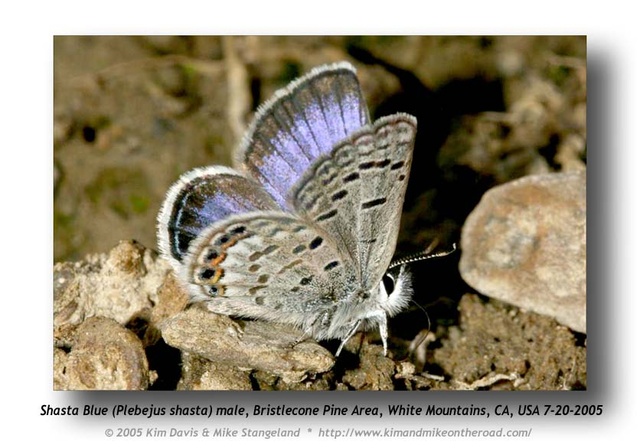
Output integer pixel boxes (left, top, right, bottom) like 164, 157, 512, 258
377, 313, 389, 356
289, 310, 332, 349
290, 326, 316, 349
363, 309, 389, 356
335, 309, 390, 357
335, 320, 362, 357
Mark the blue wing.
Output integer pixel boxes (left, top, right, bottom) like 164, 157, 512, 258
157, 166, 279, 270
234, 62, 370, 209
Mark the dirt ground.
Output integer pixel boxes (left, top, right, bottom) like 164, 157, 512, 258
53, 36, 586, 390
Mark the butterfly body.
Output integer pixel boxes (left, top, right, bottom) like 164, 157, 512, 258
158, 62, 417, 355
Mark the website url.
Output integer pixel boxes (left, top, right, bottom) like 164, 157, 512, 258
317, 427, 532, 438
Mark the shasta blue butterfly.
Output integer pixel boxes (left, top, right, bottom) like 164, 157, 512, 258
157, 61, 418, 356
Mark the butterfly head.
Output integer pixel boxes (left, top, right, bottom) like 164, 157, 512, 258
379, 264, 413, 317
324, 264, 412, 356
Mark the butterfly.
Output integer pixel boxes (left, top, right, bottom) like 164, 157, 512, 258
157, 61, 417, 356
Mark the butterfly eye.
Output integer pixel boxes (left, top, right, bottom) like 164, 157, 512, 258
382, 273, 396, 296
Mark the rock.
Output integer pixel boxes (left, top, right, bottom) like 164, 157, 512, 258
53, 240, 171, 327
63, 317, 150, 390
53, 347, 70, 390
459, 171, 586, 333
143, 271, 190, 346
340, 343, 396, 390
160, 306, 335, 381
177, 352, 252, 390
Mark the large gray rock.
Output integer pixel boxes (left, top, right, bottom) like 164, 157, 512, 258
459, 171, 586, 333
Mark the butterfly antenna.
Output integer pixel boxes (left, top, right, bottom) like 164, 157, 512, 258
389, 242, 457, 270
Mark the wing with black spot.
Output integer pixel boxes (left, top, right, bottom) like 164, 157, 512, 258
179, 211, 356, 331
290, 113, 417, 289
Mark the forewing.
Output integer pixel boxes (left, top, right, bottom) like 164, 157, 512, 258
157, 166, 279, 271
180, 211, 356, 330
235, 62, 370, 209
290, 113, 417, 290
